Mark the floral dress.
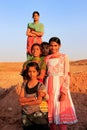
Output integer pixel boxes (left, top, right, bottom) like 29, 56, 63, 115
45, 53, 78, 125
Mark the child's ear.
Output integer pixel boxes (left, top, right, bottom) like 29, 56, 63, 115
60, 44, 61, 48
37, 71, 40, 76
59, 44, 61, 50
40, 51, 42, 56
37, 72, 39, 76
40, 50, 42, 55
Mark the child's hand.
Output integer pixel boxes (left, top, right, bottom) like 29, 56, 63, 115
31, 29, 35, 33
59, 92, 66, 101
38, 91, 46, 97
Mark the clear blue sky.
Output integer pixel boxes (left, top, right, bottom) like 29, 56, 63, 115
0, 0, 87, 62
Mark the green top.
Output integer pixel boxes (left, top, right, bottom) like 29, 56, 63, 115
28, 22, 44, 33
23, 57, 46, 70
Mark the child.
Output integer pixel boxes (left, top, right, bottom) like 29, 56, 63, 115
40, 42, 50, 83
41, 42, 50, 57
21, 43, 46, 83
45, 37, 78, 130
19, 62, 50, 130
26, 11, 44, 60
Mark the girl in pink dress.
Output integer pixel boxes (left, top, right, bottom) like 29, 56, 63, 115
45, 37, 78, 130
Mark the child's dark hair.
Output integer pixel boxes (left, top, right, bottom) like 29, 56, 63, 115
49, 37, 61, 45
26, 62, 40, 79
41, 42, 49, 48
21, 69, 28, 80
31, 43, 42, 52
32, 11, 40, 17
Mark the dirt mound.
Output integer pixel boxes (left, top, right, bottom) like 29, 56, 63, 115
70, 59, 87, 66
70, 72, 87, 94
0, 85, 22, 130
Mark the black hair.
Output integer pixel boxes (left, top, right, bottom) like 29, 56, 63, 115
26, 62, 40, 79
31, 43, 42, 52
32, 11, 40, 18
21, 69, 28, 80
41, 42, 49, 48
49, 37, 61, 45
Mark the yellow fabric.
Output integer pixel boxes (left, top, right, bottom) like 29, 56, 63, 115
40, 101, 48, 112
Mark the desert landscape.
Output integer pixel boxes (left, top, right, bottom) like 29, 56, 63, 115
0, 60, 87, 130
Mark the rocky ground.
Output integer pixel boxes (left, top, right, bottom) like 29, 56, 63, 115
0, 60, 87, 130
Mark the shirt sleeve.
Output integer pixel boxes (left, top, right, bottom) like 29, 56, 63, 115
60, 54, 70, 94
38, 83, 49, 100
27, 23, 30, 28
27, 23, 34, 30
40, 23, 44, 32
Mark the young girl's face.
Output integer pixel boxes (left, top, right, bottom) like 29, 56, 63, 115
49, 41, 61, 54
33, 13, 39, 22
28, 66, 38, 80
31, 45, 41, 57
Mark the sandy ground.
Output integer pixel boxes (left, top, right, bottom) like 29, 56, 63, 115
0, 61, 87, 130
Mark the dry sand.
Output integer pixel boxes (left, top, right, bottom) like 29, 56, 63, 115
0, 60, 87, 130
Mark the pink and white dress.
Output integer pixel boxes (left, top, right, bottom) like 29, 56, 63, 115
45, 53, 78, 125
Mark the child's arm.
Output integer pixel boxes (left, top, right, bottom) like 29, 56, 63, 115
19, 87, 36, 106
37, 60, 46, 80
20, 90, 45, 106
20, 96, 36, 105
37, 69, 46, 80
26, 28, 36, 37
59, 55, 70, 101
31, 30, 44, 37
59, 92, 66, 101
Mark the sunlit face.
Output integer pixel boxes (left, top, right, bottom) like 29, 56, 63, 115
42, 45, 49, 56
28, 66, 38, 79
49, 41, 61, 54
33, 13, 39, 22
31, 45, 41, 57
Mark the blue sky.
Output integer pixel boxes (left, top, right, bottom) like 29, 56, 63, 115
0, 0, 87, 62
